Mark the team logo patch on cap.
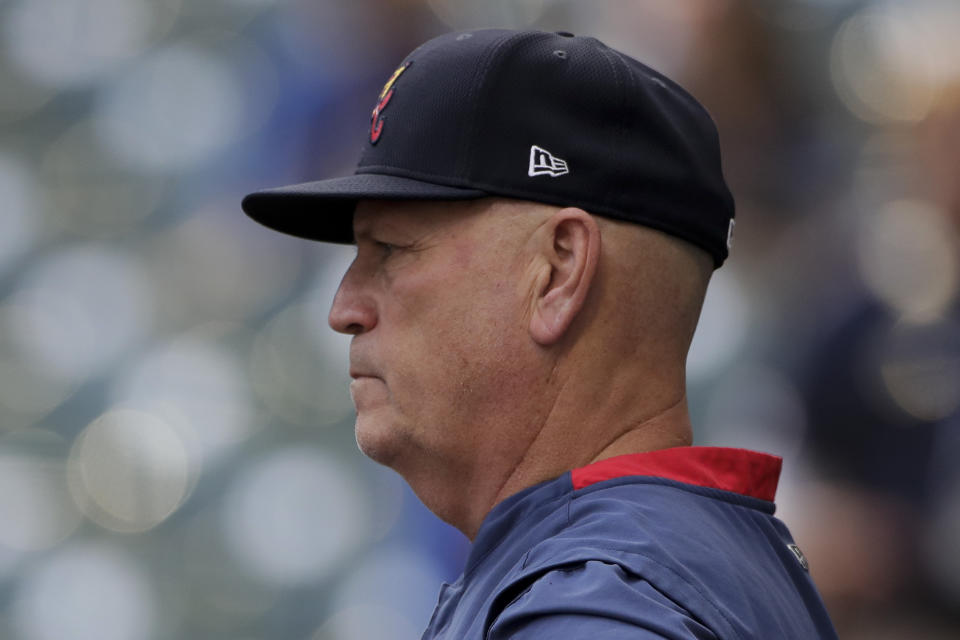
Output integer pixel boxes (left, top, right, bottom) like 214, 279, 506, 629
370, 62, 410, 144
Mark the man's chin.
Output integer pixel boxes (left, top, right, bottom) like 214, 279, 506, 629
354, 413, 405, 468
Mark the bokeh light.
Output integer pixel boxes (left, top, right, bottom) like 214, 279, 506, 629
878, 319, 960, 422
5, 244, 153, 383
831, 2, 960, 124
110, 332, 259, 473
11, 542, 158, 640
0, 430, 81, 553
94, 42, 245, 171
222, 447, 370, 587
68, 409, 191, 533
857, 199, 958, 320
3, 0, 154, 89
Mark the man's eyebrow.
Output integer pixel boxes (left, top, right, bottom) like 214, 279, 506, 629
352, 221, 390, 242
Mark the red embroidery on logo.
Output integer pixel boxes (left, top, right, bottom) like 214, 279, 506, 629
370, 62, 409, 145
370, 87, 394, 143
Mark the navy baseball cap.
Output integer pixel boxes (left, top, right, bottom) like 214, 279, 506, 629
242, 29, 736, 266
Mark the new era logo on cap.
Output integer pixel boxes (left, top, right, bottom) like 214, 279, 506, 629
528, 145, 569, 177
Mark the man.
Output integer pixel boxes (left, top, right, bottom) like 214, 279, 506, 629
243, 28, 838, 639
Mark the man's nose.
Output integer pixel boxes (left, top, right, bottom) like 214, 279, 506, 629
328, 265, 377, 335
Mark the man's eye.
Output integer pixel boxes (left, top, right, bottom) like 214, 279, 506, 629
375, 241, 396, 255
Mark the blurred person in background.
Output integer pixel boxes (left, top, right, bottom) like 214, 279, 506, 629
242, 28, 838, 639
787, 81, 960, 636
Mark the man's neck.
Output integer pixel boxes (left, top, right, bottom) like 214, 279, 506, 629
585, 396, 693, 464
475, 388, 693, 540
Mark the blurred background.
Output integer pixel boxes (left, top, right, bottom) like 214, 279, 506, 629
0, 0, 957, 638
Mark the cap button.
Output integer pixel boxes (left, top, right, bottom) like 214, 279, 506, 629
556, 31, 575, 37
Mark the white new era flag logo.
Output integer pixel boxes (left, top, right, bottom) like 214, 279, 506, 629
528, 145, 569, 177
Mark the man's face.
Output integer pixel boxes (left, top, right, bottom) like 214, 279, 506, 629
328, 199, 542, 484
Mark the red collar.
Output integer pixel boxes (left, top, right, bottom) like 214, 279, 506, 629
571, 446, 782, 502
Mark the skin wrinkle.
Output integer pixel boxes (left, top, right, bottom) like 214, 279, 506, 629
587, 393, 693, 465
330, 197, 712, 539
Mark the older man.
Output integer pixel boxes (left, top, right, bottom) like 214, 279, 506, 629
243, 28, 838, 640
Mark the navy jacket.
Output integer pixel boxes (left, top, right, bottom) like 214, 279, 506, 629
421, 447, 838, 639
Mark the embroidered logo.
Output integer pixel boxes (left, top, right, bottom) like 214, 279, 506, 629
726, 218, 736, 251
787, 543, 809, 571
370, 62, 410, 144
528, 145, 569, 177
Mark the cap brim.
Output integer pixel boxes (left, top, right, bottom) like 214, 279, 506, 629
241, 173, 488, 243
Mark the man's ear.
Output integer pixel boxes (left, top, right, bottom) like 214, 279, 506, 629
529, 208, 601, 346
